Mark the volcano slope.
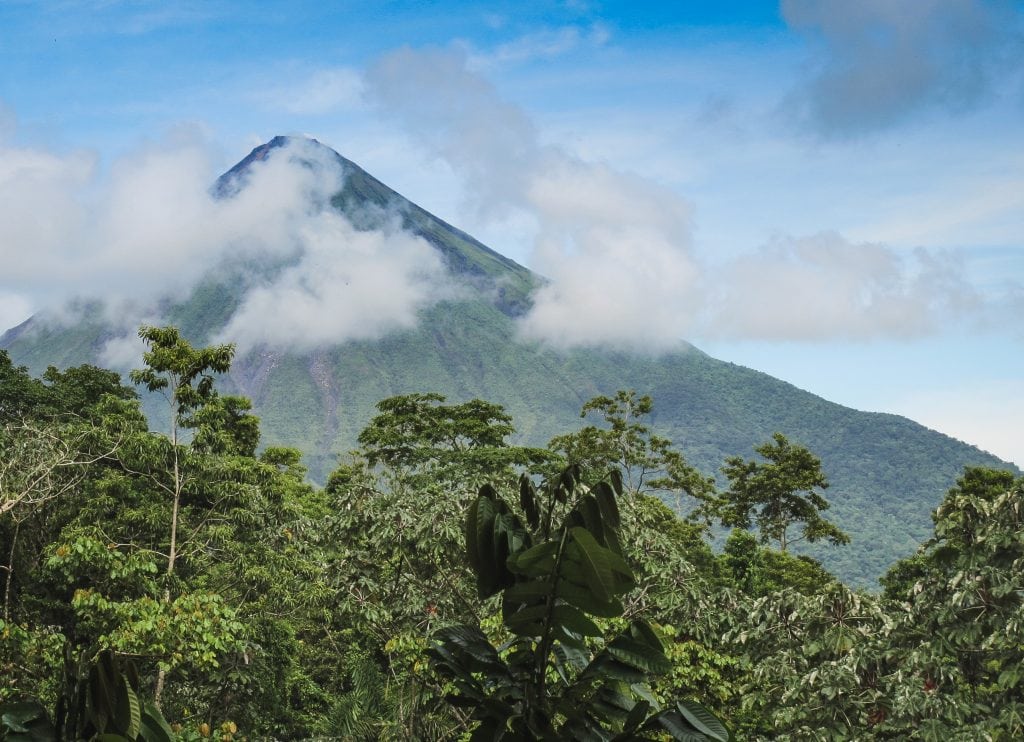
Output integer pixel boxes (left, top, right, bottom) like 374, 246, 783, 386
2, 136, 1013, 587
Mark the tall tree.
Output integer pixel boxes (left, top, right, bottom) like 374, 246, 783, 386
549, 390, 716, 520
717, 433, 848, 552
129, 325, 235, 584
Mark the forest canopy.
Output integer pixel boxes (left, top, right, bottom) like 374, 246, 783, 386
1, 330, 1022, 740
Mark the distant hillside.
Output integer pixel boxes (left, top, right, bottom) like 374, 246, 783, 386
2, 136, 1014, 588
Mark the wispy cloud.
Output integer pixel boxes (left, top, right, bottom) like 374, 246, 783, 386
702, 232, 981, 341
467, 23, 611, 69
366, 46, 700, 351
363, 46, 1018, 350
253, 67, 365, 115
782, 0, 1024, 136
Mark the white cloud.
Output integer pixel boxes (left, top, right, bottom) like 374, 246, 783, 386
362, 46, 1022, 351
702, 232, 981, 341
0, 128, 449, 350
217, 213, 447, 353
97, 327, 151, 370
0, 131, 324, 314
782, 0, 1024, 135
366, 47, 538, 221
365, 46, 701, 351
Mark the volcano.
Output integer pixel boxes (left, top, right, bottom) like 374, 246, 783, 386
2, 136, 1013, 587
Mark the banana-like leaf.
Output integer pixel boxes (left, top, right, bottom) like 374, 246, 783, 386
609, 469, 623, 497
555, 579, 624, 618
139, 701, 176, 742
0, 701, 57, 742
502, 579, 551, 605
113, 674, 141, 739
503, 604, 549, 636
87, 653, 116, 733
606, 640, 671, 676
622, 699, 651, 734
494, 512, 529, 584
593, 481, 620, 529
519, 475, 540, 530
551, 603, 603, 639
578, 495, 606, 547
585, 656, 647, 685
433, 625, 506, 674
469, 494, 501, 598
644, 700, 731, 742
466, 493, 485, 573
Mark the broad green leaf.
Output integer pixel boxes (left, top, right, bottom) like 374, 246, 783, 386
470, 495, 500, 598
556, 578, 625, 617
568, 527, 635, 603
609, 469, 623, 497
606, 637, 672, 675
552, 603, 603, 639
623, 699, 652, 733
504, 604, 549, 636
139, 701, 176, 742
674, 700, 730, 741
507, 540, 558, 578
503, 579, 552, 605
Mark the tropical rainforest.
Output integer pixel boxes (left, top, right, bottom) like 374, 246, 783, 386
2, 327, 1022, 741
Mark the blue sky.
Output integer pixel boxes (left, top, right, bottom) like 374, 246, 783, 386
1, 0, 1022, 465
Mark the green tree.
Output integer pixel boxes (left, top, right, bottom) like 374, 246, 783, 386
877, 467, 1024, 737
314, 394, 557, 738
128, 326, 234, 586
717, 433, 849, 552
549, 391, 716, 517
720, 529, 835, 597
355, 392, 555, 491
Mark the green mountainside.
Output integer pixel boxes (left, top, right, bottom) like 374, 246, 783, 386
2, 136, 1013, 587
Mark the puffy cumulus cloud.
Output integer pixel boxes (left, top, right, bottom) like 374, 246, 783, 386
782, 0, 1024, 135
702, 232, 981, 341
520, 159, 698, 351
216, 215, 447, 353
0, 130, 318, 314
365, 47, 701, 351
0, 128, 449, 353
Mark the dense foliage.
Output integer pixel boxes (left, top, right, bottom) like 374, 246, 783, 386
2, 331, 1022, 740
